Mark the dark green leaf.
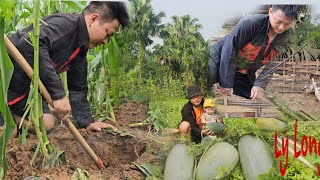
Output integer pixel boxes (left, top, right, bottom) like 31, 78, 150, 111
0, 16, 15, 178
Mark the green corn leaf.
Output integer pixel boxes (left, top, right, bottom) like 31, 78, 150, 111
0, 0, 15, 23
88, 52, 102, 80
63, 1, 86, 12
17, 12, 30, 23
44, 149, 65, 169
107, 37, 120, 105
134, 162, 160, 178
0, 16, 15, 178
22, 3, 33, 14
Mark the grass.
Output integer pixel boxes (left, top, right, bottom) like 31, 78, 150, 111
149, 98, 186, 129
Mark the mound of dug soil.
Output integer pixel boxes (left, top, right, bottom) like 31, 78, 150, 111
4, 102, 153, 180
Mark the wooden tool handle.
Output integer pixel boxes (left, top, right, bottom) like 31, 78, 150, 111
65, 119, 104, 169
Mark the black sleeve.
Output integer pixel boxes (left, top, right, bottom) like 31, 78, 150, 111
219, 15, 258, 88
38, 31, 65, 100
67, 50, 94, 128
13, 24, 66, 100
181, 103, 202, 142
38, 14, 83, 100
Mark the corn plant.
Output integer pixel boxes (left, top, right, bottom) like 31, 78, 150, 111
31, 0, 48, 157
0, 2, 15, 178
88, 44, 116, 121
107, 37, 120, 106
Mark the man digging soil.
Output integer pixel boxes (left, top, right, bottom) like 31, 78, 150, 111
0, 2, 129, 135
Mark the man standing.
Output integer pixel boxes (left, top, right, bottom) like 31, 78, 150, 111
209, 5, 299, 101
0, 2, 129, 133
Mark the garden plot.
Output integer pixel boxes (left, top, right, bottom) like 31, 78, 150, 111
3, 102, 152, 180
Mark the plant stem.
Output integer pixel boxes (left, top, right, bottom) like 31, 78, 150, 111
32, 0, 47, 156
60, 72, 69, 97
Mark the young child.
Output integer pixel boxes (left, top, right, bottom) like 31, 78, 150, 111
179, 85, 214, 143
200, 98, 223, 126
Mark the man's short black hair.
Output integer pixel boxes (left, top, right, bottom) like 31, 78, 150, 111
83, 1, 130, 27
272, 5, 299, 20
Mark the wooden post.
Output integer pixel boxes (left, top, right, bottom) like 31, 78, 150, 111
223, 95, 228, 117
316, 59, 319, 78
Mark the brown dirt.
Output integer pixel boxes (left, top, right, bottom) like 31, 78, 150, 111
4, 101, 155, 180
272, 92, 320, 119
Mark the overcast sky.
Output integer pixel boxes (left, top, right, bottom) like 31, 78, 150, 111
150, 0, 320, 41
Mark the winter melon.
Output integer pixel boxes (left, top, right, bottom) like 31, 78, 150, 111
238, 135, 273, 180
164, 144, 194, 180
196, 142, 239, 180
256, 118, 288, 133
207, 122, 226, 135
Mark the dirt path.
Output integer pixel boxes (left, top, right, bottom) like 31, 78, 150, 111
5, 102, 152, 180
272, 92, 320, 120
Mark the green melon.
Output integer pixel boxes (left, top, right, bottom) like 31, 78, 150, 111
238, 135, 274, 180
256, 118, 288, 133
164, 144, 194, 180
207, 122, 226, 135
196, 142, 239, 180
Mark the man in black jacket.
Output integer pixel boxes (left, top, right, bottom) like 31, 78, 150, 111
0, 2, 129, 133
209, 5, 299, 101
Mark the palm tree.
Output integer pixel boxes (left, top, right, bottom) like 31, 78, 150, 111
153, 15, 209, 86
121, 0, 165, 82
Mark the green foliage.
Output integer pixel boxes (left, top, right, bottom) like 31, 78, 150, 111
1, 0, 85, 34
134, 162, 163, 179
148, 98, 186, 129
87, 49, 115, 120
153, 15, 209, 86
44, 149, 66, 169
0, 0, 15, 21
259, 156, 319, 180
116, 62, 184, 103
228, 164, 245, 180
224, 118, 271, 143
0, 0, 16, 33
62, 1, 86, 12
118, 0, 165, 85
291, 16, 320, 48
107, 37, 120, 106
187, 142, 211, 158
286, 121, 320, 140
